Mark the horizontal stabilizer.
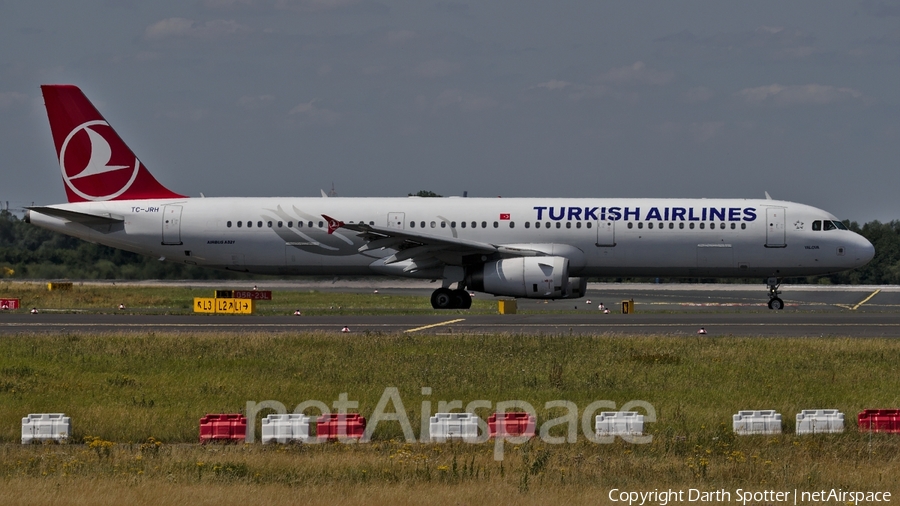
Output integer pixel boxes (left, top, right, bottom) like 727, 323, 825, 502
27, 206, 124, 225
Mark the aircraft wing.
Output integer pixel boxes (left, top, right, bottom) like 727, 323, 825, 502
27, 206, 125, 226
323, 214, 545, 265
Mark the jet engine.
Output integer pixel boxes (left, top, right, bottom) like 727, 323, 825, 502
466, 256, 575, 299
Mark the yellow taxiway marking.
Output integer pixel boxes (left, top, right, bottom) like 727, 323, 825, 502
851, 289, 881, 311
404, 319, 466, 333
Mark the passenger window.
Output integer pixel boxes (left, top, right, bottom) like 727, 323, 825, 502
699, 223, 705, 229
461, 222, 466, 228
308, 221, 313, 228
493, 222, 499, 228
669, 223, 674, 229
227, 221, 232, 228
730, 223, 735, 229
410, 221, 415, 228
482, 222, 487, 228
317, 221, 323, 228
545, 222, 551, 229
288, 221, 293, 228
586, 222, 592, 229
556, 222, 561, 229
565, 222, 571, 229
720, 223, 725, 229
247, 221, 253, 228
268, 221, 273, 228
237, 221, 242, 228
628, 222, 634, 229
690, 223, 695, 229
525, 222, 530, 229
258, 221, 263, 228
472, 222, 477, 228
647, 222, 653, 229
440, 222, 446, 228
278, 221, 282, 228
741, 223, 746, 230
510, 222, 515, 228
812, 220, 821, 231
431, 221, 436, 228
638, 222, 644, 229
576, 222, 582, 229
451, 221, 456, 228
421, 221, 426, 228
824, 221, 836, 231
679, 223, 684, 229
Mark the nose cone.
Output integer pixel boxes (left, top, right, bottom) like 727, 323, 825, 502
854, 234, 875, 267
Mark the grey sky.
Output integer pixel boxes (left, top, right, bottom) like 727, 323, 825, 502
2, 0, 899, 222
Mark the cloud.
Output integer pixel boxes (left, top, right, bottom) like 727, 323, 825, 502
737, 84, 864, 106
237, 95, 275, 110
595, 61, 674, 86
289, 100, 342, 125
0, 92, 28, 109
144, 18, 250, 41
413, 59, 462, 78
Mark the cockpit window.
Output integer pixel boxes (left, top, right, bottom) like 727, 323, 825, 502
812, 220, 821, 231
823, 220, 837, 231
833, 220, 848, 230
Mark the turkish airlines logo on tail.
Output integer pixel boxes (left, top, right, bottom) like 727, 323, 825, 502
60, 120, 139, 201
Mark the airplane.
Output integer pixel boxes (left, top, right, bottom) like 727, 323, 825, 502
25, 85, 875, 310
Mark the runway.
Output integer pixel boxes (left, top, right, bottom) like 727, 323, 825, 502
3, 312, 900, 337
3, 283, 899, 337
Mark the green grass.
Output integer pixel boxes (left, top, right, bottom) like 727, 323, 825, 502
0, 281, 499, 315
1, 332, 898, 442
1, 332, 899, 502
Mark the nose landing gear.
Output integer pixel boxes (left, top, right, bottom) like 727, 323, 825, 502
766, 277, 784, 310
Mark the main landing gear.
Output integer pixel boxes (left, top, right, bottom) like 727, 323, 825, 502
431, 287, 472, 309
766, 277, 784, 310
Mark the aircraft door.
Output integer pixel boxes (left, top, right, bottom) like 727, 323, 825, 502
765, 207, 786, 248
387, 212, 405, 229
162, 205, 183, 245
595, 220, 615, 247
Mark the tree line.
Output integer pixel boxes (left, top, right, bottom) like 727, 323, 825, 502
1, 211, 898, 283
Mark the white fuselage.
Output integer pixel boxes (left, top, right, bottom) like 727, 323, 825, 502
28, 196, 874, 280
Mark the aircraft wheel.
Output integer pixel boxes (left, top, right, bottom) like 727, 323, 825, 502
453, 289, 472, 309
431, 288, 455, 309
768, 298, 784, 310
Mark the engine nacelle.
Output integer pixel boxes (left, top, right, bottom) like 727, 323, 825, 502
467, 256, 570, 299
560, 277, 587, 299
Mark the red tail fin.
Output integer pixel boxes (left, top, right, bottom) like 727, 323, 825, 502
41, 85, 185, 202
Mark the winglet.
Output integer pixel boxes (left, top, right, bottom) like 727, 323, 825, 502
322, 215, 344, 234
